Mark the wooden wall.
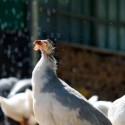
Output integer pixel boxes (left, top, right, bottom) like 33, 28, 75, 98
56, 42, 125, 101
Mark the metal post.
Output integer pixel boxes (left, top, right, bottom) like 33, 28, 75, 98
31, 0, 39, 67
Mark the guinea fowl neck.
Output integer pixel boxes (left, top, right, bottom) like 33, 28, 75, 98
41, 52, 57, 72
32, 52, 57, 96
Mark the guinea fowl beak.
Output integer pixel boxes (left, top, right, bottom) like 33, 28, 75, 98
33, 40, 47, 51
33, 40, 41, 51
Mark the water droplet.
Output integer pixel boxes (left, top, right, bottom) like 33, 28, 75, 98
44, 0, 48, 3
66, 0, 69, 4
18, 32, 22, 37
51, 33, 54, 38
47, 9, 51, 16
15, 48, 18, 53
7, 48, 11, 58
5, 10, 8, 15
18, 62, 23, 67
16, 14, 20, 19
52, 9, 56, 13
12, 8, 16, 15
14, 0, 18, 3
21, 22, 24, 28
57, 33, 61, 38
10, 67, 14, 72
1, 22, 7, 30
46, 17, 50, 22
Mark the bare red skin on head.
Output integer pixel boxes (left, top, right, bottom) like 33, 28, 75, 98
33, 40, 41, 44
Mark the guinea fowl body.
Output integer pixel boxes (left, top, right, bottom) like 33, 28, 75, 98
32, 40, 112, 125
0, 77, 19, 125
108, 95, 125, 125
0, 89, 37, 125
8, 79, 32, 98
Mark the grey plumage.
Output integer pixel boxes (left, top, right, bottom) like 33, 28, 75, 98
41, 66, 112, 125
0, 77, 18, 97
32, 39, 112, 125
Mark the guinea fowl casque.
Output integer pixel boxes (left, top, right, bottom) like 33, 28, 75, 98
32, 39, 112, 125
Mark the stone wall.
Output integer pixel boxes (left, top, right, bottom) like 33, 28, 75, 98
56, 42, 125, 101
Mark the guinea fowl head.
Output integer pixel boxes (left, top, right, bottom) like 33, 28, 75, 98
33, 39, 57, 71
33, 39, 54, 55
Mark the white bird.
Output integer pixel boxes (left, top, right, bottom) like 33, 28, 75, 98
32, 39, 112, 125
88, 95, 98, 105
0, 89, 37, 125
93, 101, 112, 117
0, 77, 18, 97
8, 79, 32, 98
0, 77, 19, 125
108, 95, 125, 125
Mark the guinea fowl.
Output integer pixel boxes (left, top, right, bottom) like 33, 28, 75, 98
0, 89, 37, 125
8, 79, 32, 98
32, 39, 112, 125
108, 95, 125, 125
0, 77, 19, 125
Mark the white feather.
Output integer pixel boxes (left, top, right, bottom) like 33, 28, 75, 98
108, 95, 125, 125
94, 101, 112, 117
0, 89, 37, 125
88, 95, 98, 104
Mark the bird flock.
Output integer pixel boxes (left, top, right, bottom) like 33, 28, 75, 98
0, 39, 124, 125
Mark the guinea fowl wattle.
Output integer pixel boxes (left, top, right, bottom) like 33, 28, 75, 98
32, 39, 112, 125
